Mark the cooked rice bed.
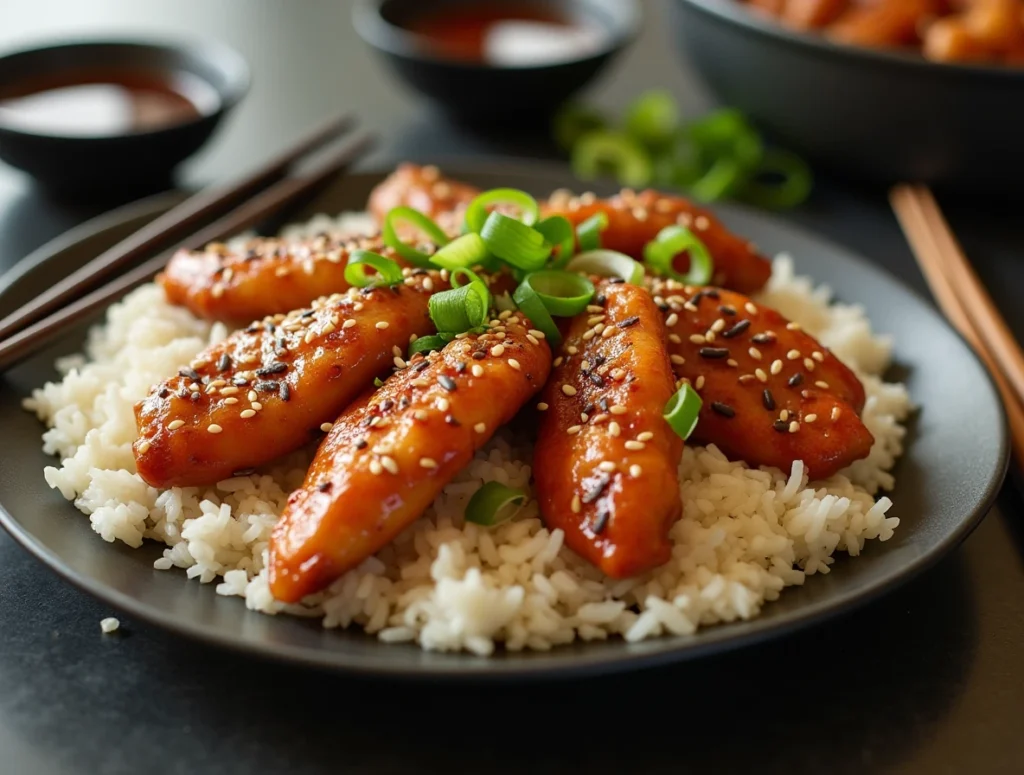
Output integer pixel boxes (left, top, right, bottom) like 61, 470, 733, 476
24, 213, 910, 656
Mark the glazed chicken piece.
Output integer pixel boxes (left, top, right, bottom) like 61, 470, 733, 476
652, 279, 873, 480
158, 233, 400, 326
534, 280, 683, 579
268, 313, 552, 602
134, 272, 445, 488
827, 0, 940, 47
368, 162, 481, 238
542, 188, 773, 295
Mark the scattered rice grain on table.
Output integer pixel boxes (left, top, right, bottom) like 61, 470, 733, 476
24, 211, 911, 656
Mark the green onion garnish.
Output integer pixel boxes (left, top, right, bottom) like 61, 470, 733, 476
576, 212, 608, 253
572, 130, 653, 188
512, 281, 562, 348
343, 250, 403, 288
430, 232, 489, 270
408, 333, 453, 357
518, 270, 595, 317
565, 250, 645, 286
663, 383, 702, 440
465, 481, 527, 527
553, 102, 608, 151
625, 89, 680, 150
428, 280, 490, 333
382, 206, 449, 268
739, 149, 813, 211
643, 225, 714, 286
480, 212, 550, 271
464, 188, 540, 234
374, 377, 384, 388
535, 215, 575, 265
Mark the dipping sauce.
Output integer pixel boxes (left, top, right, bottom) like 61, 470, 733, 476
400, 2, 608, 66
0, 69, 220, 136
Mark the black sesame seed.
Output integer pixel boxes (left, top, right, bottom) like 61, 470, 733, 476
718, 305, 736, 316
157, 387, 169, 399
472, 351, 486, 360
773, 419, 789, 433
279, 384, 291, 402
607, 277, 625, 284
445, 414, 461, 426
599, 397, 609, 412
592, 505, 611, 534
255, 380, 279, 392
711, 401, 736, 418
264, 321, 275, 333
581, 473, 611, 505
217, 354, 232, 372
178, 368, 200, 381
411, 268, 428, 276
275, 337, 287, 352
300, 309, 316, 318
355, 439, 369, 449
455, 361, 468, 373
381, 398, 394, 412
705, 289, 720, 299
257, 362, 288, 376
232, 468, 256, 477
699, 347, 730, 359
588, 372, 605, 387
788, 373, 804, 387
399, 396, 410, 409
246, 324, 260, 333
233, 377, 249, 387
190, 392, 201, 402
721, 320, 751, 339
595, 294, 607, 306
317, 482, 333, 493
593, 355, 607, 366
617, 316, 640, 329
762, 389, 776, 411
583, 402, 596, 415
413, 360, 431, 372
360, 415, 374, 428
752, 333, 775, 345
438, 375, 457, 392
360, 286, 375, 296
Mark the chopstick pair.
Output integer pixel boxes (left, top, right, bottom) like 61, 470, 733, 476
0, 114, 376, 372
890, 184, 1024, 464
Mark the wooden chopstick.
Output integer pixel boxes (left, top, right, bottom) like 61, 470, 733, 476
890, 184, 1024, 463
0, 112, 354, 343
0, 131, 375, 372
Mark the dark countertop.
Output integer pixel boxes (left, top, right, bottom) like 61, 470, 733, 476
1, 2, 1023, 773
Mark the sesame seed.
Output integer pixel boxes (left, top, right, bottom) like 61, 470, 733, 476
420, 457, 438, 469
752, 332, 775, 345
721, 319, 751, 338
812, 351, 825, 362
617, 316, 640, 329
553, 357, 564, 367
438, 375, 457, 392
787, 322, 801, 331
815, 380, 830, 389
787, 349, 801, 360
562, 384, 578, 396
780, 409, 790, 421
375, 321, 389, 330
745, 302, 758, 315
471, 364, 484, 377
393, 357, 407, 369
789, 421, 800, 433
689, 334, 706, 345
224, 397, 239, 405
625, 440, 646, 451
669, 333, 682, 344
490, 344, 506, 357
167, 420, 185, 430
508, 358, 521, 371
414, 410, 428, 421
601, 325, 615, 338
571, 494, 582, 513
804, 358, 816, 372
567, 425, 582, 435
770, 359, 783, 375
474, 422, 487, 434
636, 431, 654, 442
343, 319, 356, 329
705, 331, 717, 343
755, 369, 768, 382
695, 375, 705, 390
805, 414, 818, 423
762, 389, 775, 410
252, 402, 263, 411
699, 347, 729, 359
611, 369, 626, 381
207, 424, 223, 434
665, 313, 679, 327
710, 319, 726, 333
369, 460, 383, 475
670, 354, 686, 365
320, 422, 334, 432
749, 347, 762, 360
380, 456, 399, 475
695, 215, 710, 231
609, 404, 627, 415
788, 373, 804, 387
567, 346, 578, 355
727, 359, 738, 367
609, 422, 621, 437
832, 407, 841, 421
527, 335, 539, 346
598, 461, 617, 472
773, 420, 788, 433
137, 440, 151, 455
711, 402, 736, 418
529, 329, 546, 339
587, 315, 605, 326
436, 397, 450, 412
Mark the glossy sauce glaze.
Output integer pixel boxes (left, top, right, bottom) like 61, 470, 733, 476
0, 68, 218, 136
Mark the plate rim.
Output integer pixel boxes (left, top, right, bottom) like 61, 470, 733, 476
0, 160, 1010, 679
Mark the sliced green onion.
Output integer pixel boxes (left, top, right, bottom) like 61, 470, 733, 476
565, 250, 645, 286
449, 266, 486, 289
344, 250, 403, 288
576, 212, 608, 253
465, 481, 527, 527
625, 89, 680, 151
512, 281, 562, 348
572, 130, 653, 188
408, 333, 453, 357
428, 281, 490, 333
535, 215, 574, 265
381, 206, 449, 267
689, 157, 745, 203
480, 212, 550, 271
430, 232, 489, 270
518, 270, 595, 317
374, 377, 384, 388
738, 149, 812, 210
663, 383, 702, 440
464, 188, 540, 234
553, 102, 608, 151
643, 226, 714, 286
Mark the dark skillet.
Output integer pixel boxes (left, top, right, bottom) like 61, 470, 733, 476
670, 0, 1024, 197
0, 161, 1008, 679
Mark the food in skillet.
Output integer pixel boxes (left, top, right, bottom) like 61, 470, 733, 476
740, 0, 1024, 65
27, 163, 908, 655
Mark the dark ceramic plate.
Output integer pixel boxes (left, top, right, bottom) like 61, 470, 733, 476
0, 163, 1008, 680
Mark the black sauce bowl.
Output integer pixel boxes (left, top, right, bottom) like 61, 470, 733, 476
353, 0, 641, 126
670, 0, 1024, 196
0, 38, 249, 198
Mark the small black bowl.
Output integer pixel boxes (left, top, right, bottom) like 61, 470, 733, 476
353, 0, 640, 126
0, 38, 248, 198
670, 0, 1024, 196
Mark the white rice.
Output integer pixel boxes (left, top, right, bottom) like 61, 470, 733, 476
24, 211, 911, 656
